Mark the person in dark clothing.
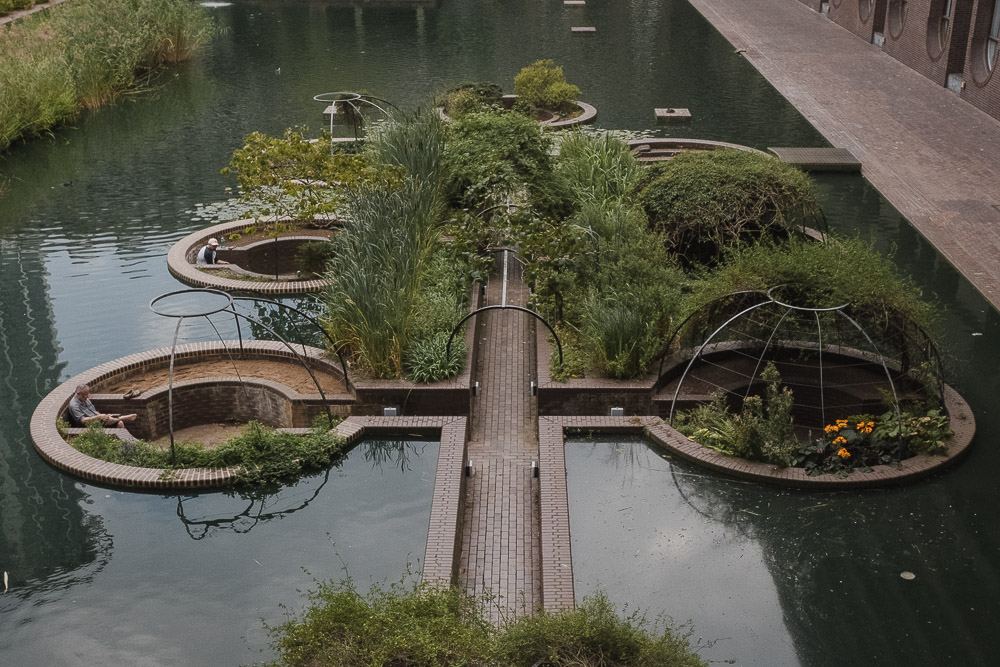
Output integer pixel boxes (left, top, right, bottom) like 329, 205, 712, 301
67, 385, 137, 429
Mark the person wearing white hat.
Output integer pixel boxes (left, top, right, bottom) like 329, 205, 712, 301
196, 238, 229, 265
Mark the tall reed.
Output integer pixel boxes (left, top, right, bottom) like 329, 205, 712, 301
0, 0, 214, 152
556, 132, 643, 204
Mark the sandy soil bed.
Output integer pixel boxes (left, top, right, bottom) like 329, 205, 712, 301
151, 422, 249, 449
100, 359, 347, 395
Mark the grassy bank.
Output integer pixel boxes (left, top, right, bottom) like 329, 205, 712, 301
0, 0, 214, 152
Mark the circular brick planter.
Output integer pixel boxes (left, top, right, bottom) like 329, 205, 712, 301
30, 341, 350, 490
167, 219, 333, 295
628, 138, 769, 162
437, 99, 597, 128
645, 382, 975, 488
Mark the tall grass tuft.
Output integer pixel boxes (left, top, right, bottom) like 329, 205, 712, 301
0, 0, 214, 152
557, 131, 643, 204
324, 178, 444, 377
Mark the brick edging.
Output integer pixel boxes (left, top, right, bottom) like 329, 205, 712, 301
30, 341, 348, 490
166, 218, 330, 295
336, 416, 468, 587
549, 386, 974, 490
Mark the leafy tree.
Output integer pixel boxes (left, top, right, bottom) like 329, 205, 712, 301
223, 127, 385, 227
443, 110, 572, 216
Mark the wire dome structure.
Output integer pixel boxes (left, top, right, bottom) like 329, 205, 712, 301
313, 91, 397, 139
656, 287, 945, 436
148, 289, 350, 457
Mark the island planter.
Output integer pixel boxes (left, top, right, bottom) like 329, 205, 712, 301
437, 95, 597, 129
167, 218, 338, 295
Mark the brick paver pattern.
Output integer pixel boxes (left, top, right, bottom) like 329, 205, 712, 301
459, 250, 542, 621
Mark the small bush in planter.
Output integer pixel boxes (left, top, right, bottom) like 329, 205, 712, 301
513, 59, 581, 112
294, 240, 335, 277
437, 81, 504, 117
635, 149, 818, 267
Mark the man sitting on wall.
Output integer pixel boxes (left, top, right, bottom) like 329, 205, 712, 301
67, 384, 137, 429
196, 238, 230, 265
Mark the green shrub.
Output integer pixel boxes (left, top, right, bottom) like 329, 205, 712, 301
635, 149, 818, 266
683, 238, 941, 343
496, 592, 706, 667
674, 363, 798, 467
294, 240, 335, 277
513, 58, 581, 111
437, 81, 504, 117
525, 203, 684, 378
69, 420, 345, 486
444, 109, 571, 216
557, 132, 643, 204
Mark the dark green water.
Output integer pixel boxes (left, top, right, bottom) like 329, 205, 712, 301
0, 1, 996, 665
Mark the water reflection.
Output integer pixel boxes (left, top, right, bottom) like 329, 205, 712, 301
568, 437, 1000, 666
173, 438, 431, 540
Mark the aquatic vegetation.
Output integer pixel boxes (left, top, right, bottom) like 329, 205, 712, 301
0, 0, 215, 151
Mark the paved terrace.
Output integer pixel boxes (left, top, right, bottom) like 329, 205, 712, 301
459, 250, 542, 620
690, 0, 1000, 312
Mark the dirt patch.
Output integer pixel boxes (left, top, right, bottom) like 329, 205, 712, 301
99, 359, 348, 395
152, 422, 248, 449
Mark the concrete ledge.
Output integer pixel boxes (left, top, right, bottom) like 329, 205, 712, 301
166, 218, 332, 295
628, 137, 768, 162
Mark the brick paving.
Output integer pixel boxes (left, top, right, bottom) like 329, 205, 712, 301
689, 0, 1000, 311
458, 250, 542, 621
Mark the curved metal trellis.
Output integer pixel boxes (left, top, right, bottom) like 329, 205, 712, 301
445, 304, 563, 365
149, 289, 346, 460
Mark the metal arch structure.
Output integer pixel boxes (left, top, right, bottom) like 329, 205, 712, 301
229, 295, 351, 392
149, 289, 343, 459
312, 91, 398, 139
445, 305, 563, 366
665, 288, 904, 438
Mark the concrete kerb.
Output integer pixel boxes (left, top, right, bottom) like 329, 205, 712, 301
166, 218, 331, 295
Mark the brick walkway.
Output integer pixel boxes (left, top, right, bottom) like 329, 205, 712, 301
689, 0, 1000, 311
459, 250, 542, 621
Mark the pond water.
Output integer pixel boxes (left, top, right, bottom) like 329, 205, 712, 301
0, 1, 997, 665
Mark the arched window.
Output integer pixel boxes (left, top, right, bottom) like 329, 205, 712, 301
939, 0, 953, 48
859, 0, 873, 23
989, 0, 1000, 72
888, 0, 908, 39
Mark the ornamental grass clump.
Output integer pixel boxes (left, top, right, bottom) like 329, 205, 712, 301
0, 0, 214, 152
263, 577, 708, 667
556, 132, 644, 204
635, 149, 818, 266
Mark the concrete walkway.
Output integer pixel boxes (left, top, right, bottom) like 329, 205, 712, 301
690, 0, 1000, 312
458, 250, 542, 621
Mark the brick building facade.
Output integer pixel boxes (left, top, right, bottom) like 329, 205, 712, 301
795, 0, 1000, 121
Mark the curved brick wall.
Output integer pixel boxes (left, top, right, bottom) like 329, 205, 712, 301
30, 341, 350, 490
167, 219, 331, 295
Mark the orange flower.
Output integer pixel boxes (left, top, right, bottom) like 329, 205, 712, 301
837, 447, 851, 458
836, 419, 848, 429
833, 435, 847, 445
824, 424, 839, 434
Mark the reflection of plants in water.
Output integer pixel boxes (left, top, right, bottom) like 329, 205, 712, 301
174, 465, 335, 540
363, 438, 430, 474
240, 297, 326, 348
